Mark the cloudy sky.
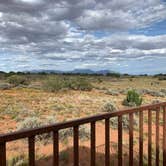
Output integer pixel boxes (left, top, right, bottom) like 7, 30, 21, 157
0, 0, 166, 74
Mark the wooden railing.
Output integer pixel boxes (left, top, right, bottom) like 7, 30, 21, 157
0, 102, 166, 166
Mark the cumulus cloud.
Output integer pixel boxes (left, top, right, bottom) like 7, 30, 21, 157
0, 0, 166, 73
77, 0, 166, 30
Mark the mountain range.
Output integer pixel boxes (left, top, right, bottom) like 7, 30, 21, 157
28, 69, 114, 75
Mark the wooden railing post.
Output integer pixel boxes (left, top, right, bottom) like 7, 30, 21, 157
28, 136, 35, 166
163, 106, 166, 166
148, 110, 152, 166
91, 122, 96, 166
53, 131, 59, 166
155, 108, 159, 166
129, 113, 133, 166
0, 142, 6, 166
74, 126, 79, 166
139, 111, 143, 166
105, 118, 110, 166
118, 116, 122, 166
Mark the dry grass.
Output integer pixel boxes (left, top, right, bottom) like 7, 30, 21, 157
0, 75, 165, 164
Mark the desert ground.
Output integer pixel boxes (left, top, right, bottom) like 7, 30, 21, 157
0, 74, 165, 165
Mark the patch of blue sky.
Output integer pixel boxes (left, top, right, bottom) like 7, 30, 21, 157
91, 31, 113, 38
113, 56, 166, 75
129, 20, 166, 36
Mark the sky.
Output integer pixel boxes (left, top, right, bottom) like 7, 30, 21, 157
0, 0, 166, 74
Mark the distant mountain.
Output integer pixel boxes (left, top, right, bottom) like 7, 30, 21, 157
26, 69, 115, 75
25, 70, 63, 74
95, 70, 112, 75
69, 69, 95, 74
70, 69, 112, 75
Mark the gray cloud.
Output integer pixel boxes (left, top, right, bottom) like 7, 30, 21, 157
0, 0, 166, 73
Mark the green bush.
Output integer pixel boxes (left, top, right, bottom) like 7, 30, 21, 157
68, 77, 92, 91
43, 77, 67, 92
7, 75, 29, 86
106, 72, 121, 78
123, 90, 143, 107
43, 76, 92, 92
158, 76, 166, 81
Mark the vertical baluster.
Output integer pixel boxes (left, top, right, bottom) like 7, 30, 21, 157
129, 113, 133, 166
28, 136, 35, 166
163, 106, 166, 166
148, 110, 152, 166
53, 131, 59, 166
118, 115, 122, 166
91, 122, 96, 166
0, 142, 6, 166
139, 111, 143, 166
105, 118, 110, 166
74, 126, 79, 166
156, 107, 159, 166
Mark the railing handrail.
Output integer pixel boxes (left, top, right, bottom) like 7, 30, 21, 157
0, 102, 166, 143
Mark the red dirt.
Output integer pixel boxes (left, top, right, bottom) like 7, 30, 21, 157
6, 118, 164, 165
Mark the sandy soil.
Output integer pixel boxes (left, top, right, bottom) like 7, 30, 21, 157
0, 76, 165, 165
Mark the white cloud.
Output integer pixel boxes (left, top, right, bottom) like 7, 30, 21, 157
76, 0, 166, 30
14, 0, 44, 4
0, 0, 166, 73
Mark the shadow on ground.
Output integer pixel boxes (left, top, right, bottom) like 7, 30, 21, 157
36, 146, 139, 166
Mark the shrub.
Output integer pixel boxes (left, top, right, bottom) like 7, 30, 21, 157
147, 90, 165, 97
102, 102, 117, 112
43, 77, 67, 92
43, 76, 92, 92
18, 117, 90, 144
150, 91, 165, 97
7, 75, 29, 86
123, 90, 143, 107
109, 115, 138, 129
68, 77, 92, 91
59, 151, 69, 164
17, 116, 56, 144
152, 99, 162, 104
7, 155, 28, 166
158, 76, 166, 81
78, 125, 90, 140
102, 102, 118, 128
97, 78, 103, 83
161, 89, 166, 94
129, 78, 133, 81
138, 89, 165, 97
119, 89, 127, 95
17, 117, 42, 129
59, 128, 73, 142
137, 89, 149, 95
106, 72, 121, 78
101, 102, 138, 129
0, 83, 12, 90
3, 104, 22, 120
60, 125, 90, 142
105, 89, 119, 96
